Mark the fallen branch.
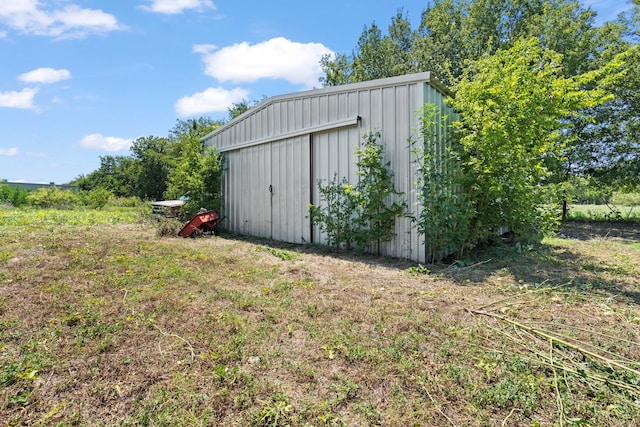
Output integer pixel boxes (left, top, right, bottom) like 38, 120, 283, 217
467, 308, 640, 379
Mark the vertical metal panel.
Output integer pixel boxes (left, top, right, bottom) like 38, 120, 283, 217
270, 136, 311, 243
311, 126, 361, 244
226, 144, 272, 238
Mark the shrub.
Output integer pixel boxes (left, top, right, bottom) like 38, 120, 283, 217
0, 184, 29, 207
309, 131, 407, 252
27, 187, 80, 209
154, 217, 182, 237
80, 188, 113, 209
411, 104, 473, 262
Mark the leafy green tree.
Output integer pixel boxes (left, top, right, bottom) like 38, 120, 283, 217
227, 99, 263, 121
321, 10, 415, 85
129, 136, 173, 200
165, 118, 223, 216
73, 155, 136, 197
451, 38, 612, 242
321, 0, 615, 86
569, 42, 640, 189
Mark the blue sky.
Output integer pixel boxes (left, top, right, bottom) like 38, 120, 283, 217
0, 0, 632, 184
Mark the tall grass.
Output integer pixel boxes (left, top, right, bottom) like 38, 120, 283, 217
0, 206, 142, 227
567, 204, 640, 222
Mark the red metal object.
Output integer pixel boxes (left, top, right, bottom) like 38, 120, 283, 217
178, 210, 223, 237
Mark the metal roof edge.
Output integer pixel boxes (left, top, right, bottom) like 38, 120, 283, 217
202, 71, 449, 142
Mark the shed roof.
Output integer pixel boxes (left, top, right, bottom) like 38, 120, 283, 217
202, 71, 449, 143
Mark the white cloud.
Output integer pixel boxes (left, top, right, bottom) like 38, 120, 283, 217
78, 134, 133, 152
141, 0, 215, 15
197, 37, 334, 88
18, 67, 71, 84
0, 147, 19, 156
0, 1, 122, 38
175, 86, 249, 117
192, 43, 216, 54
0, 87, 39, 109
0, 30, 7, 38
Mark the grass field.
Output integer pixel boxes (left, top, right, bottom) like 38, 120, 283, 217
567, 204, 640, 222
1, 209, 639, 426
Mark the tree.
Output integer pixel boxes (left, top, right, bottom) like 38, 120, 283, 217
165, 118, 223, 216
563, 2, 640, 190
321, 10, 415, 85
320, 0, 613, 87
74, 155, 136, 197
411, 104, 473, 262
227, 99, 263, 120
451, 38, 612, 242
129, 136, 173, 200
353, 131, 407, 254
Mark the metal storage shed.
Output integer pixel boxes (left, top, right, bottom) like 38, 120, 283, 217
202, 71, 454, 263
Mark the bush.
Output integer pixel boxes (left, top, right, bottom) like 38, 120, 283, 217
564, 176, 613, 205
110, 196, 144, 208
611, 192, 640, 206
309, 131, 407, 253
27, 187, 80, 209
154, 217, 182, 237
0, 184, 29, 207
80, 188, 112, 209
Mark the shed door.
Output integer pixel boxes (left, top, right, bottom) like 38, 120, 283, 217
237, 143, 272, 238
270, 136, 311, 243
227, 136, 311, 243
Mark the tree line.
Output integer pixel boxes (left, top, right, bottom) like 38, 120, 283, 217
72, 103, 256, 215
321, 0, 639, 189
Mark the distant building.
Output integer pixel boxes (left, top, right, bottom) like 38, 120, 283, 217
203, 72, 455, 262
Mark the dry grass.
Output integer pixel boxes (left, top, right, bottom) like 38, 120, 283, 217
0, 217, 639, 426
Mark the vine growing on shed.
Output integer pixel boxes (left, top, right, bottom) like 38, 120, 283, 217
410, 104, 473, 263
309, 131, 407, 253
353, 130, 408, 254
308, 174, 359, 250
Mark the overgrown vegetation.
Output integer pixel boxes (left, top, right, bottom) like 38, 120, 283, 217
0, 184, 123, 211
452, 37, 614, 243
73, 117, 226, 212
1, 210, 638, 425
411, 104, 473, 262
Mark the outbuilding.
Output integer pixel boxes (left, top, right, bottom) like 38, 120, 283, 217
202, 72, 455, 262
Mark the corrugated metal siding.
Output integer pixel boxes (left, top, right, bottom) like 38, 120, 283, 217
308, 81, 430, 261
224, 144, 272, 238
270, 136, 311, 244
224, 136, 311, 244
205, 72, 455, 262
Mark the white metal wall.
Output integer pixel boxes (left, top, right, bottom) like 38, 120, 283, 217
206, 72, 455, 262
